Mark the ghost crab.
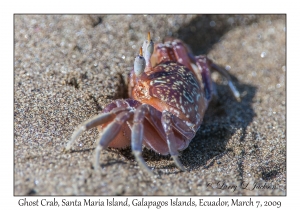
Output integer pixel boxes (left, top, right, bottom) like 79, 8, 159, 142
65, 32, 240, 175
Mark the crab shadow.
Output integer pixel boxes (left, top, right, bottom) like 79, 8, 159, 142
180, 80, 256, 171
174, 14, 260, 55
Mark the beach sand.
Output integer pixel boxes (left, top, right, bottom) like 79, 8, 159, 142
14, 15, 286, 195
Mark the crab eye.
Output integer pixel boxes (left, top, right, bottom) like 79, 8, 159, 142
146, 40, 154, 55
134, 48, 146, 76
142, 32, 154, 59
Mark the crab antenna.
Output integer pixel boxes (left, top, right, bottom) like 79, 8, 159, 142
134, 47, 146, 76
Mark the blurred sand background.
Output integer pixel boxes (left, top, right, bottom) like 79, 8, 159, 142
14, 15, 286, 195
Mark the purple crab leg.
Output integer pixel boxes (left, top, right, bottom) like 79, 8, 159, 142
210, 63, 241, 101
194, 55, 215, 101
94, 110, 133, 170
131, 104, 154, 176
161, 111, 186, 171
65, 107, 131, 151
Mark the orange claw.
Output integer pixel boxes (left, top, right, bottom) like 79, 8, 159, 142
147, 32, 151, 41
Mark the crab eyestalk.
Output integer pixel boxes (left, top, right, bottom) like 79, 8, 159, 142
142, 32, 154, 66
134, 47, 146, 76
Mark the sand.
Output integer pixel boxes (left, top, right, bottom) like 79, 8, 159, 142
14, 14, 286, 195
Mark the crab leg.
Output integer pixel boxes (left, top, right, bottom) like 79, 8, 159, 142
154, 44, 173, 64
171, 40, 195, 72
194, 55, 215, 101
131, 104, 154, 176
94, 110, 133, 170
161, 111, 186, 171
65, 107, 131, 151
210, 63, 241, 101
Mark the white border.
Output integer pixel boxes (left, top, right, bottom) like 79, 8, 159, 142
3, 0, 296, 209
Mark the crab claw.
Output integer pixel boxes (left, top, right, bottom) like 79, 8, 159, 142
142, 32, 154, 66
